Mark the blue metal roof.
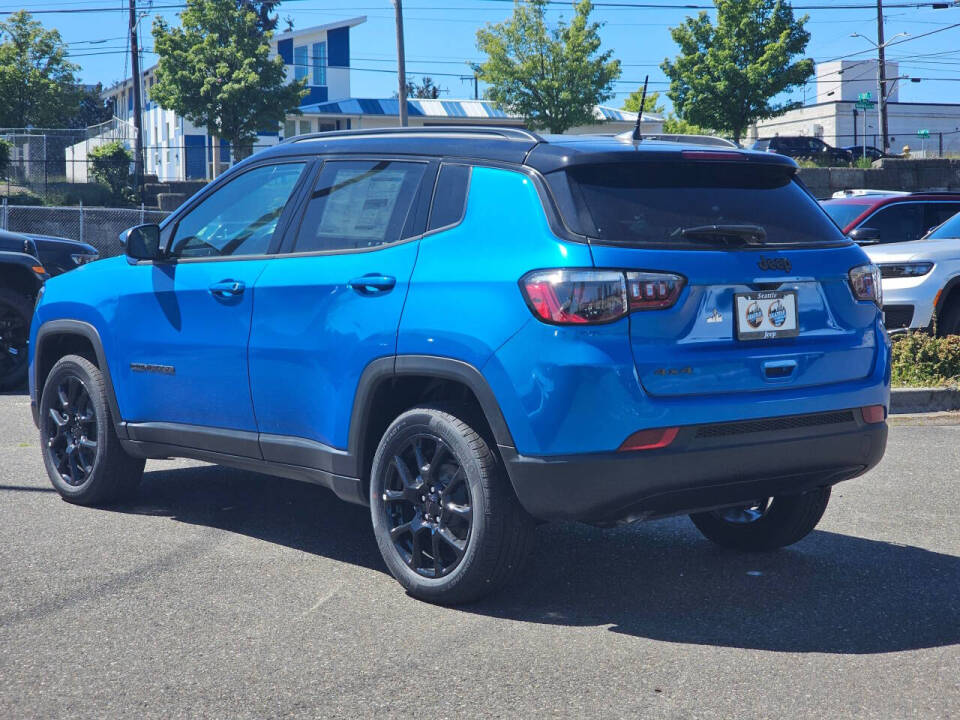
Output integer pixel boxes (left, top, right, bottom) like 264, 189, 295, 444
300, 98, 540, 120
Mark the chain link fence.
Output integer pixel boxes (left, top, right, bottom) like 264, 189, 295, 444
0, 200, 169, 258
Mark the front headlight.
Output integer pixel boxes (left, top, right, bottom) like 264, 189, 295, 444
849, 264, 883, 308
878, 262, 934, 279
71, 251, 99, 266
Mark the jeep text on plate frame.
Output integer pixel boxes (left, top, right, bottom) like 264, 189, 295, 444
734, 291, 799, 340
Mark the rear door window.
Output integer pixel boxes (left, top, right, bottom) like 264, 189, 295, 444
860, 203, 926, 244
294, 160, 427, 252
924, 203, 960, 234
562, 161, 846, 248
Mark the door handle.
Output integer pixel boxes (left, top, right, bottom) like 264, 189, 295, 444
348, 274, 396, 295
208, 279, 245, 297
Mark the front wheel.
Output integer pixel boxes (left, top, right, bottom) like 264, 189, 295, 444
370, 405, 534, 604
39, 355, 145, 505
689, 487, 831, 552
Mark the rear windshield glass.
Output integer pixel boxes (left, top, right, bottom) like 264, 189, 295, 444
820, 201, 871, 230
564, 162, 846, 248
926, 210, 960, 239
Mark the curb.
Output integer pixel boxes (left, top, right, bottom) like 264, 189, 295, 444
890, 387, 960, 414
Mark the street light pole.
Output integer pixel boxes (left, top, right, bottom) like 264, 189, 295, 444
128, 0, 144, 199
850, 29, 908, 155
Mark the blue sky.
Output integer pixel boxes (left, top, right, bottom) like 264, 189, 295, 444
9, 0, 960, 112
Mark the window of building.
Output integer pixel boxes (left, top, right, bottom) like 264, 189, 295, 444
284, 119, 297, 139
312, 41, 327, 86
294, 45, 308, 82
298, 119, 312, 135
294, 160, 427, 252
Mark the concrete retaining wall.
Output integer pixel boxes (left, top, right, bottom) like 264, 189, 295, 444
797, 159, 960, 199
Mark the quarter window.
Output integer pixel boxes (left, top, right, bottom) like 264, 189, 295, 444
294, 160, 427, 252
171, 163, 306, 258
428, 164, 471, 231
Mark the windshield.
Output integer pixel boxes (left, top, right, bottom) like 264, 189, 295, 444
564, 162, 847, 248
926, 210, 960, 239
820, 201, 871, 230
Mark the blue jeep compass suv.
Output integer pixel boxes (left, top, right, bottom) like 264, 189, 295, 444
29, 127, 890, 603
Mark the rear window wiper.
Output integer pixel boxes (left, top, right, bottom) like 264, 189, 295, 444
672, 224, 768, 246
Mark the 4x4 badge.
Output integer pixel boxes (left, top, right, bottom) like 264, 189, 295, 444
758, 257, 792, 273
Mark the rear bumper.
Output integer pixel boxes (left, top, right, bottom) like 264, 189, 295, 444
501, 408, 887, 523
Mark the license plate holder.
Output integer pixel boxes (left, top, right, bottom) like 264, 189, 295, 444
734, 291, 799, 341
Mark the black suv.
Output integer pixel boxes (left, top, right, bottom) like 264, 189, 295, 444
753, 136, 853, 165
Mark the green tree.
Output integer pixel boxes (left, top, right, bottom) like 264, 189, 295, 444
661, 0, 813, 143
151, 0, 306, 165
0, 11, 80, 128
89, 141, 135, 205
663, 113, 709, 135
623, 88, 664, 115
0, 138, 11, 178
396, 76, 445, 100
64, 83, 114, 129
474, 0, 620, 134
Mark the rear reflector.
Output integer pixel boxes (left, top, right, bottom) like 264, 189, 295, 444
861, 405, 886, 424
618, 427, 679, 452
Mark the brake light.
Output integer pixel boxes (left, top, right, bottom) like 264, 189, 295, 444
849, 264, 883, 308
619, 426, 679, 451
681, 150, 745, 161
520, 269, 685, 325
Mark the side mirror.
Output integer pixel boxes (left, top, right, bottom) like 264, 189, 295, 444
848, 227, 881, 245
120, 224, 162, 261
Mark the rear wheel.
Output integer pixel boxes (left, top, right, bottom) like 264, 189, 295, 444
0, 288, 32, 391
39, 355, 144, 505
370, 405, 534, 604
689, 487, 831, 551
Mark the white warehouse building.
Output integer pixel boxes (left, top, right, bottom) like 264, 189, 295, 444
751, 59, 960, 156
67, 15, 661, 183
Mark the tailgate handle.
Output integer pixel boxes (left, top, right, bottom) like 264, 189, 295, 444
763, 360, 797, 380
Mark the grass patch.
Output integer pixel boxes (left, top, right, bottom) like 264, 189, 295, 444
891, 332, 960, 387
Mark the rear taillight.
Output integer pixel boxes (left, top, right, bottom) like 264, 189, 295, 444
520, 269, 685, 325
849, 264, 883, 308
861, 405, 886, 424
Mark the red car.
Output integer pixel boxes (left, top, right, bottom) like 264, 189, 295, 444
820, 192, 960, 244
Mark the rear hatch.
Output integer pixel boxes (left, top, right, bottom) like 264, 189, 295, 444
546, 152, 880, 398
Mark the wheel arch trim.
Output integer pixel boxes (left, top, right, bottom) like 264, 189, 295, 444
33, 319, 126, 438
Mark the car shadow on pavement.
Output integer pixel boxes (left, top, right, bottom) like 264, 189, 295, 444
467, 520, 960, 655
113, 464, 959, 655
111, 463, 386, 573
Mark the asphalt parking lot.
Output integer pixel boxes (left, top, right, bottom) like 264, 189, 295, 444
1, 391, 958, 719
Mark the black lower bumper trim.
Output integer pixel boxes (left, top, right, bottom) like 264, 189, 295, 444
501, 411, 887, 523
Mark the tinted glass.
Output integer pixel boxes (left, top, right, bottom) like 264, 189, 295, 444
926, 209, 960, 239
428, 164, 471, 231
171, 163, 306, 258
861, 203, 926, 244
924, 203, 960, 234
294, 160, 426, 252
821, 201, 872, 230
565, 162, 846, 248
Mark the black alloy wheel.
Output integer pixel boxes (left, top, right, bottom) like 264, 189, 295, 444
44, 374, 99, 487
381, 434, 473, 579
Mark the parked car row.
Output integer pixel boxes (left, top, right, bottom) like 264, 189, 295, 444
820, 191, 960, 333
752, 136, 900, 166
0, 228, 98, 390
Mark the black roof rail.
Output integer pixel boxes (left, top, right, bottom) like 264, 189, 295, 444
283, 125, 544, 145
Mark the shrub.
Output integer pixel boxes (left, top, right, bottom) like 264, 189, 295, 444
0, 138, 10, 178
88, 141, 135, 205
891, 332, 960, 387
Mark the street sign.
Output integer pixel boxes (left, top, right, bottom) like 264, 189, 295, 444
918, 129, 931, 139
858, 92, 872, 101
856, 100, 875, 110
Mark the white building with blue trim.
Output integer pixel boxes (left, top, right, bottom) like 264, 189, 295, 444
69, 15, 661, 182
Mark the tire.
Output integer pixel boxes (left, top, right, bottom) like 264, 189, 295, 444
0, 287, 32, 391
689, 487, 831, 552
39, 354, 145, 505
369, 405, 534, 605
938, 300, 960, 337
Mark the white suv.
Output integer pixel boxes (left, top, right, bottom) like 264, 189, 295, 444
866, 211, 960, 333
821, 194, 960, 333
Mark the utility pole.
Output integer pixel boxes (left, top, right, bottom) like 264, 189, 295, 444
875, 0, 889, 152
128, 0, 145, 199
393, 0, 408, 127
460, 74, 479, 100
